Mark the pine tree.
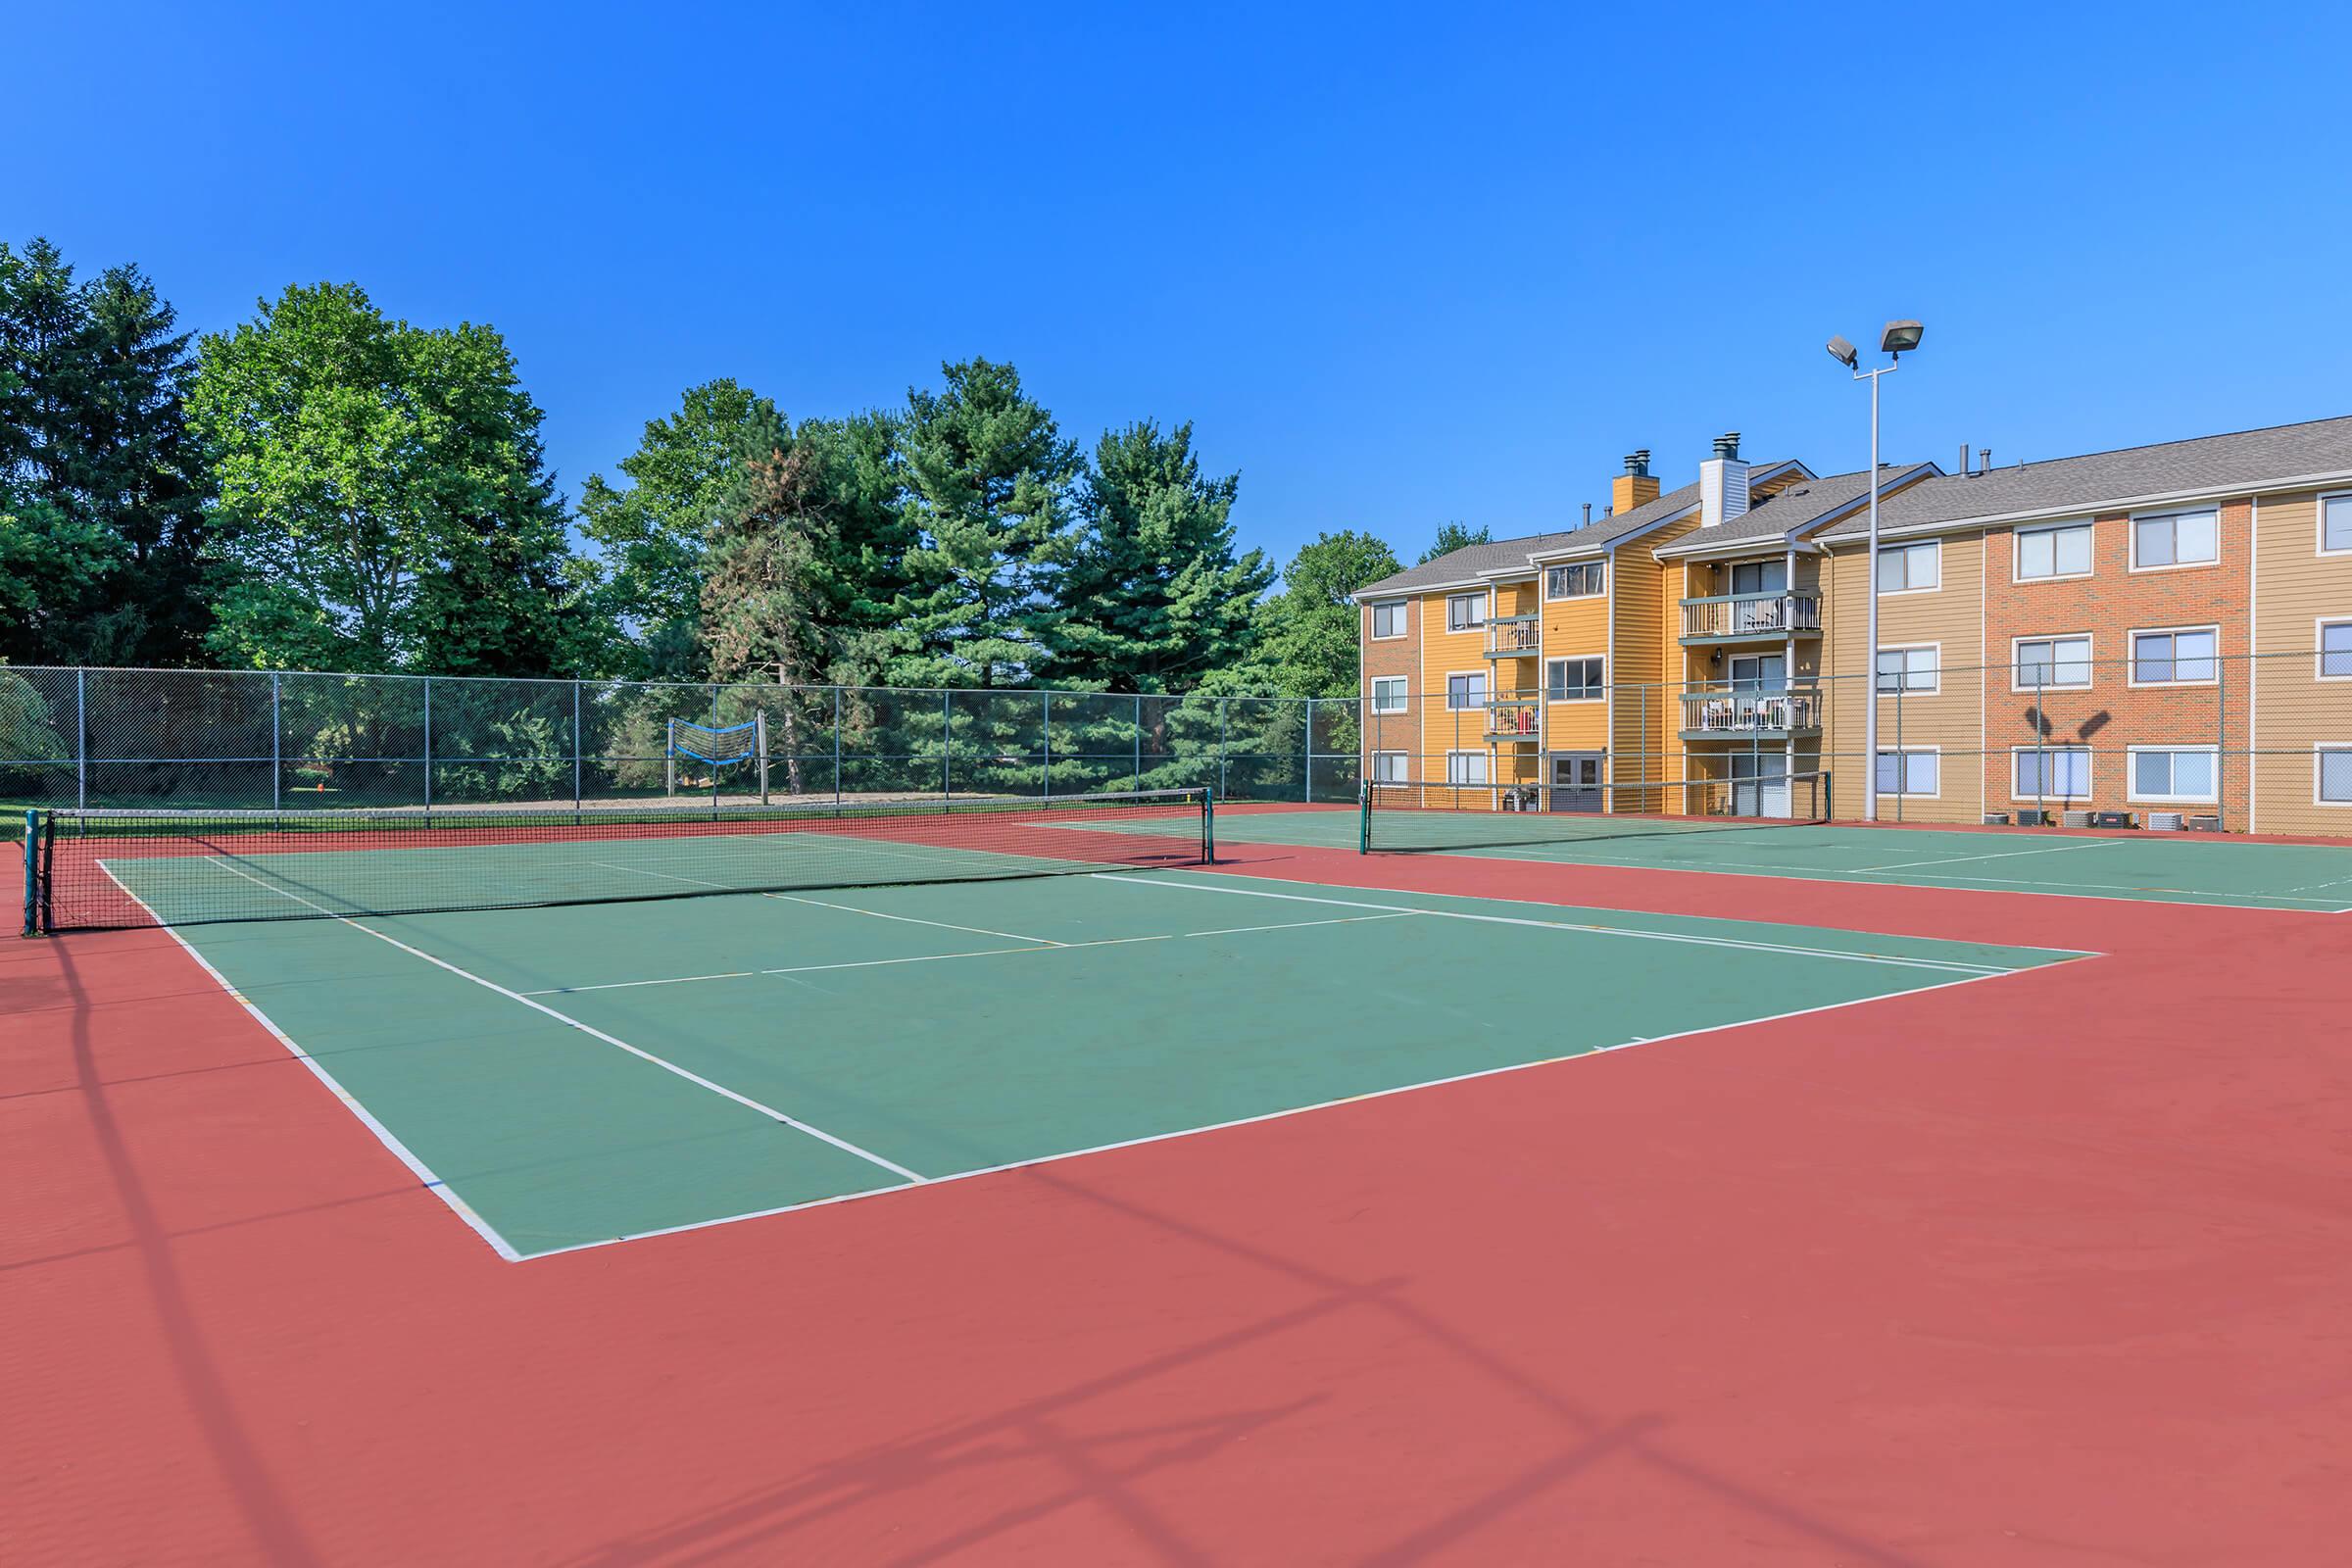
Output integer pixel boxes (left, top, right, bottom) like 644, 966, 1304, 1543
1039, 419, 1272, 693
879, 359, 1080, 687
1420, 520, 1490, 563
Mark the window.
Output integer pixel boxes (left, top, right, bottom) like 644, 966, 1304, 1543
2323, 619, 2352, 680
1370, 676, 1407, 713
1876, 541, 1939, 593
2129, 747, 2218, 803
2321, 746, 2352, 805
2014, 747, 2092, 799
2325, 494, 2352, 555
2017, 521, 2093, 580
1544, 562, 1605, 599
1371, 751, 1409, 783
1876, 646, 1938, 694
1370, 600, 1407, 639
1446, 594, 1486, 631
1545, 656, 1604, 701
1446, 671, 1488, 710
2015, 636, 2093, 690
1730, 559, 1787, 595
1446, 751, 1490, 786
1875, 749, 1939, 797
2132, 507, 2219, 569
2131, 627, 2218, 685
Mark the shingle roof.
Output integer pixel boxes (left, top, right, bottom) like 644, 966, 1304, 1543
1655, 465, 1933, 554
1819, 414, 2352, 539
1354, 462, 1793, 597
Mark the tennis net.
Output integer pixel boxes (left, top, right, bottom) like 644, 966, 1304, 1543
1361, 772, 1832, 854
24, 789, 1211, 933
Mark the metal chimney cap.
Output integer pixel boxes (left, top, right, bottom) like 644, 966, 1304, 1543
1623, 450, 1651, 477
1712, 432, 1741, 461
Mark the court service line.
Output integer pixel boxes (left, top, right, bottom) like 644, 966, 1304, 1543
94, 861, 525, 1262
517, 959, 2044, 1262
1093, 873, 2041, 975
587, 859, 1059, 945
198, 858, 927, 1185
1857, 838, 2127, 873
520, 911, 1419, 997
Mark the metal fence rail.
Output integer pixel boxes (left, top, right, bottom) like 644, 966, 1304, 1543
0, 666, 1361, 812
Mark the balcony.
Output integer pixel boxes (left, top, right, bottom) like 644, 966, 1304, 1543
1678, 683, 1823, 741
1679, 591, 1822, 645
1483, 693, 1542, 744
1484, 613, 1541, 660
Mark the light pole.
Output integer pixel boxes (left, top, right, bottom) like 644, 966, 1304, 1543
1827, 319, 1922, 823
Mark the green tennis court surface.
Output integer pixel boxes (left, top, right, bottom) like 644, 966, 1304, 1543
1200, 808, 2352, 910
119, 858, 2081, 1258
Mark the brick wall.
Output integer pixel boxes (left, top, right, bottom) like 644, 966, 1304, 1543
1360, 596, 1419, 775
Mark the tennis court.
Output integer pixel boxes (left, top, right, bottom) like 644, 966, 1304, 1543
1202, 799, 2352, 910
27, 792, 2075, 1257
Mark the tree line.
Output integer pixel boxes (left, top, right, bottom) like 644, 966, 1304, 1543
0, 234, 1457, 702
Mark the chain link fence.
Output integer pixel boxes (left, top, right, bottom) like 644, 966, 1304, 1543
1359, 646, 2352, 836
0, 666, 1361, 813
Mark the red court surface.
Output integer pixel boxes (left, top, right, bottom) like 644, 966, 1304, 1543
6, 838, 2349, 1565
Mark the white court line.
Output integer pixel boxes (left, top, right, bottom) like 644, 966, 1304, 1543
1858, 838, 2127, 873
587, 859, 1059, 945
517, 959, 2049, 1262
200, 857, 926, 1185
95, 860, 524, 1262
1091, 874, 2035, 976
522, 912, 1418, 997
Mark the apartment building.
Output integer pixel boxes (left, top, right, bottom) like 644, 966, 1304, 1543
1354, 414, 2352, 835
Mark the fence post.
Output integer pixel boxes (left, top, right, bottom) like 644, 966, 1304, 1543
2034, 667, 2045, 826
75, 668, 86, 811
422, 676, 432, 813
941, 689, 952, 801
1042, 692, 1052, 799
1893, 676, 1904, 824
571, 681, 582, 810
269, 671, 282, 814
1302, 699, 1313, 804
2215, 655, 2229, 832
832, 686, 843, 807
1134, 694, 1144, 792
1218, 699, 1229, 800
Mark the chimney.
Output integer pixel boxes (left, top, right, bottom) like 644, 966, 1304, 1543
1697, 430, 1749, 528
1611, 450, 1660, 516
1581, 502, 1592, 525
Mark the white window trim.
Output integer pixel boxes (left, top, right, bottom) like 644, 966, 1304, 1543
1544, 654, 1606, 704
2318, 616, 2352, 682
1445, 749, 1491, 786
1369, 599, 1409, 641
2318, 491, 2352, 559
1370, 750, 1410, 783
1875, 539, 1942, 596
1444, 669, 1488, 710
1875, 641, 1941, 696
2127, 504, 2223, 574
2009, 632, 2096, 694
1369, 676, 1408, 714
1446, 593, 1487, 632
2126, 744, 2221, 805
2317, 743, 2352, 808
1543, 561, 1607, 601
2126, 623, 2222, 689
2009, 745, 2094, 803
1875, 745, 1942, 799
2012, 518, 2096, 584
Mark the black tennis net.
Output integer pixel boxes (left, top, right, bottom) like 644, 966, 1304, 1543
1361, 772, 1832, 854
24, 789, 1212, 932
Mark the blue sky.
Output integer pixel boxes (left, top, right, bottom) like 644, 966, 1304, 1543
12, 1, 2351, 570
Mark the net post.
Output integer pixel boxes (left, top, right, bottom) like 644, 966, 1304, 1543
1218, 699, 1228, 800
1358, 780, 1371, 853
757, 710, 770, 805
1201, 786, 1214, 863
20, 809, 37, 938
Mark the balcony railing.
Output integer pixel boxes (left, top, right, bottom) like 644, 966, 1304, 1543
1482, 693, 1542, 742
1680, 591, 1821, 641
1484, 614, 1541, 659
1677, 683, 1823, 736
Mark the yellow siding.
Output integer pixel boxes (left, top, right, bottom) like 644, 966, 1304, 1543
2252, 491, 2352, 834
1418, 590, 1490, 805
1821, 530, 1987, 823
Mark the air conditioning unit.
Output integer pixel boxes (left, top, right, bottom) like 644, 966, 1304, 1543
2089, 810, 2133, 829
2014, 810, 2048, 827
2062, 809, 2093, 828
2187, 814, 2222, 833
1982, 811, 2010, 826
2148, 811, 2185, 831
